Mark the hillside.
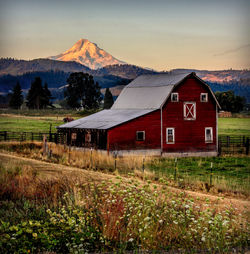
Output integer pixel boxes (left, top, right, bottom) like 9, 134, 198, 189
93, 64, 158, 79
0, 58, 90, 76
0, 58, 249, 101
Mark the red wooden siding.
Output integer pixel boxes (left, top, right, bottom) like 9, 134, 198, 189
108, 110, 161, 151
108, 76, 217, 153
162, 77, 217, 152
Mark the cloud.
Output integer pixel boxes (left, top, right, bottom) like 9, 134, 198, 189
214, 44, 250, 57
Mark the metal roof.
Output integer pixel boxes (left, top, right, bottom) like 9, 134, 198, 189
58, 72, 220, 130
112, 73, 189, 109
126, 73, 189, 87
57, 109, 156, 130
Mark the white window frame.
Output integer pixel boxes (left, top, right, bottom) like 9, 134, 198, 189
205, 127, 213, 143
184, 102, 196, 120
136, 131, 145, 141
171, 93, 179, 102
166, 128, 175, 144
200, 93, 208, 102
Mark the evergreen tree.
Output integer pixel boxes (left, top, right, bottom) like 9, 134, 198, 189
26, 77, 44, 109
9, 82, 23, 109
103, 88, 114, 109
64, 72, 101, 109
26, 77, 53, 109
43, 82, 54, 108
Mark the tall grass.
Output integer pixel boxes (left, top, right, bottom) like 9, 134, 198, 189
0, 141, 249, 196
0, 162, 248, 253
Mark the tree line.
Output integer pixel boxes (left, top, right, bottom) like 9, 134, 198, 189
8, 72, 245, 112
8, 72, 114, 110
9, 77, 53, 109
215, 90, 245, 113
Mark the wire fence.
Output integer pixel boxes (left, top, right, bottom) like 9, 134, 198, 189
0, 131, 249, 155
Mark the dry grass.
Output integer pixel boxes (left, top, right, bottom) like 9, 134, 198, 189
0, 141, 249, 199
0, 141, 155, 175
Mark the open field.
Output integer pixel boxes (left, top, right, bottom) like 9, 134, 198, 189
0, 151, 249, 253
0, 114, 64, 132
149, 156, 250, 196
0, 109, 78, 117
218, 117, 250, 136
0, 112, 249, 136
0, 141, 249, 197
0, 113, 249, 252
0, 152, 249, 211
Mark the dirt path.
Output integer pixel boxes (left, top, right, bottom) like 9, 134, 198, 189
0, 152, 249, 214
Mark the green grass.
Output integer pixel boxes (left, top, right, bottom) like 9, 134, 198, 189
148, 156, 250, 195
0, 115, 64, 133
218, 117, 250, 136
0, 108, 78, 117
0, 109, 101, 132
0, 111, 249, 136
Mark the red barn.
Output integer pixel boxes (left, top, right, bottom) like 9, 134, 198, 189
58, 72, 220, 157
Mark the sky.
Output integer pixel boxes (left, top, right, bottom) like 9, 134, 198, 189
0, 0, 249, 71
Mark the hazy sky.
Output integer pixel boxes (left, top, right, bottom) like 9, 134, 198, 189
0, 0, 249, 70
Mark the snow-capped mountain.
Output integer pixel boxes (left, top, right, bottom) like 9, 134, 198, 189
49, 39, 126, 69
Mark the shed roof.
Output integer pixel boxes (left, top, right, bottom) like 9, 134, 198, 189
57, 109, 156, 130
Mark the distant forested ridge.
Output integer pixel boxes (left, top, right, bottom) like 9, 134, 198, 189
0, 58, 90, 76
207, 80, 250, 102
93, 64, 158, 79
0, 58, 249, 102
0, 70, 131, 100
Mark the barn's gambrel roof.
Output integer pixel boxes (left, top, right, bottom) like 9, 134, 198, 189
57, 72, 220, 130
112, 73, 188, 109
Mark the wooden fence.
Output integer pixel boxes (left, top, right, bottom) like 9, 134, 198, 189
218, 135, 249, 155
0, 131, 64, 144
0, 131, 249, 155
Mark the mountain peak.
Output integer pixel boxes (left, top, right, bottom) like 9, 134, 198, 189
49, 39, 126, 69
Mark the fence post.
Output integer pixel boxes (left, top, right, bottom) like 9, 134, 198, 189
218, 139, 221, 156
68, 143, 71, 164
43, 135, 47, 156
54, 133, 58, 144
90, 147, 93, 169
227, 136, 230, 147
174, 158, 178, 181
210, 162, 213, 187
49, 123, 52, 142
142, 156, 145, 172
246, 138, 249, 155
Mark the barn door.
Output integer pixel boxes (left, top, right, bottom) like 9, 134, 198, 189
184, 102, 196, 120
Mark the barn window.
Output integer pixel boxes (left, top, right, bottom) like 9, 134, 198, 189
205, 127, 213, 143
166, 128, 175, 144
85, 131, 91, 143
71, 133, 77, 140
171, 93, 179, 102
136, 131, 145, 141
184, 102, 196, 120
201, 93, 208, 102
